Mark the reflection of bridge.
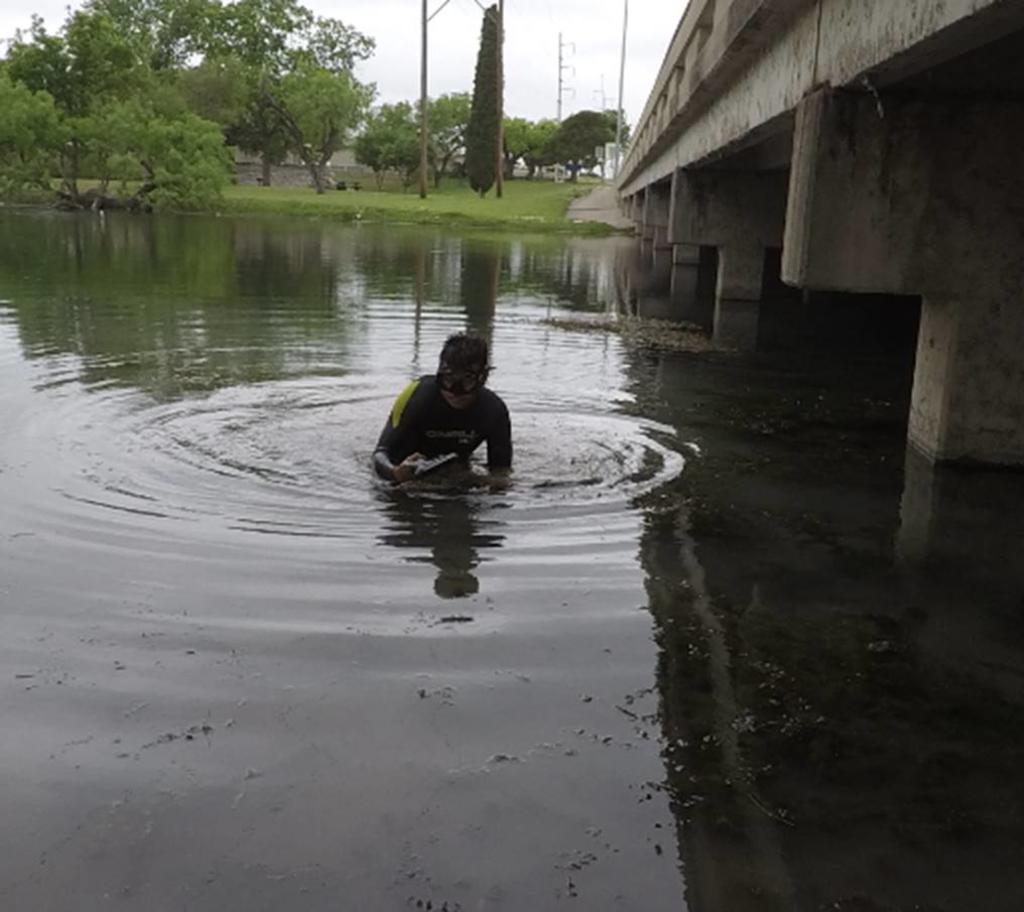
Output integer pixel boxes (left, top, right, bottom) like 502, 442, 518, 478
618, 0, 1024, 468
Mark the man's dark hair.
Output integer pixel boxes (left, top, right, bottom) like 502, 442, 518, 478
439, 333, 489, 372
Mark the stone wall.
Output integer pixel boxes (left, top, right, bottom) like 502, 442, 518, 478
234, 162, 372, 189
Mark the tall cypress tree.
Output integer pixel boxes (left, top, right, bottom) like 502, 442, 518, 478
465, 5, 498, 197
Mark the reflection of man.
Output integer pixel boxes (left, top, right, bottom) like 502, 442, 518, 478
373, 333, 512, 484
376, 491, 506, 599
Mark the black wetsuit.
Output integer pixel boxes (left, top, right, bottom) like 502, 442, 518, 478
373, 375, 512, 480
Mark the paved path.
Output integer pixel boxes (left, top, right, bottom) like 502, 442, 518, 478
567, 184, 635, 230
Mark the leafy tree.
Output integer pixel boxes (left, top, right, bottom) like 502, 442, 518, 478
83, 99, 231, 208
501, 116, 530, 178
546, 109, 616, 181
270, 61, 368, 193
355, 103, 420, 190
0, 74, 64, 193
522, 119, 558, 178
83, 0, 217, 70
6, 11, 139, 195
292, 15, 375, 73
465, 5, 498, 197
428, 92, 470, 188
7, 12, 137, 118
2, 7, 230, 209
177, 56, 251, 129
202, 0, 374, 188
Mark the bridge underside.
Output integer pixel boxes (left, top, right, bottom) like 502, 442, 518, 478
622, 15, 1024, 467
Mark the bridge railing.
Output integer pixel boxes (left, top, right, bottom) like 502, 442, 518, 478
618, 0, 809, 191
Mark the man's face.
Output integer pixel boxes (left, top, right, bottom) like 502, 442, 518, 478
438, 362, 485, 410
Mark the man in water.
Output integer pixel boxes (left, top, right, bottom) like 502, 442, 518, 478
373, 333, 512, 484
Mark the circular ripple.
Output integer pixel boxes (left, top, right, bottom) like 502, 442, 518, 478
4, 371, 684, 547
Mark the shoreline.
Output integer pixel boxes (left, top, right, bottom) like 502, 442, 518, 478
2, 181, 630, 238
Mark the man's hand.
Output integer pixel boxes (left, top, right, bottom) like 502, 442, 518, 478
392, 453, 425, 484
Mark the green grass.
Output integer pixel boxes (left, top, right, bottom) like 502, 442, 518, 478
3, 176, 620, 236
217, 178, 616, 235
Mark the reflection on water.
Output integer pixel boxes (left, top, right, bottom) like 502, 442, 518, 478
376, 486, 507, 599
628, 341, 1024, 911
1, 210, 1023, 911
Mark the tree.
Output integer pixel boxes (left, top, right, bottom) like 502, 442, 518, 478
2, 7, 231, 209
6, 10, 140, 196
83, 0, 217, 70
270, 61, 368, 193
501, 116, 530, 179
202, 0, 374, 189
465, 5, 498, 197
84, 98, 231, 208
355, 103, 420, 190
428, 93, 470, 188
7, 12, 137, 118
607, 108, 632, 146
522, 119, 557, 178
177, 55, 251, 130
0, 74, 64, 193
546, 109, 616, 181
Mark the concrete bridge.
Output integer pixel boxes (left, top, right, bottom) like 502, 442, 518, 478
617, 0, 1024, 467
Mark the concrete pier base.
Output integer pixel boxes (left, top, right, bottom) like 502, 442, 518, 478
642, 181, 672, 259
670, 168, 787, 351
911, 294, 1024, 465
715, 245, 764, 350
784, 88, 1024, 465
670, 244, 709, 328
653, 226, 673, 273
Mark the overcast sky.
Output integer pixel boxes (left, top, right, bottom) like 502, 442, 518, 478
0, 1, 673, 127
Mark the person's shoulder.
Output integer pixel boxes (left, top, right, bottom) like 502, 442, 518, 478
389, 375, 436, 427
479, 387, 509, 416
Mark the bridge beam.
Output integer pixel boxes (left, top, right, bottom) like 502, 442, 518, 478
670, 167, 788, 349
783, 87, 1024, 466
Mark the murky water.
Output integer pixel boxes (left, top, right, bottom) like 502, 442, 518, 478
1, 209, 1022, 911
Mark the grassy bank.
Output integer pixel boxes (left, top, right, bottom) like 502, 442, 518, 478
3, 178, 620, 236
216, 179, 616, 235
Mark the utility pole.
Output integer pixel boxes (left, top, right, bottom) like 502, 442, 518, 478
557, 33, 575, 122
495, 0, 505, 198
614, 0, 629, 179
419, 0, 429, 199
419, 0, 456, 199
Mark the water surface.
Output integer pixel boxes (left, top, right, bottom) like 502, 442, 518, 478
1, 209, 1022, 911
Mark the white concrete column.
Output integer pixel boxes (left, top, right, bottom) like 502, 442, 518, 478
642, 182, 671, 247
911, 294, 1024, 464
670, 167, 787, 350
715, 244, 764, 350
784, 88, 1024, 465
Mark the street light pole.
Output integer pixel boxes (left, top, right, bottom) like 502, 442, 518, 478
614, 0, 628, 180
420, 0, 429, 199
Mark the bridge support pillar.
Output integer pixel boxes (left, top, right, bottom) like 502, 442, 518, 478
784, 88, 1024, 466
671, 244, 710, 329
627, 194, 643, 232
670, 168, 787, 349
642, 181, 672, 251
715, 243, 764, 350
